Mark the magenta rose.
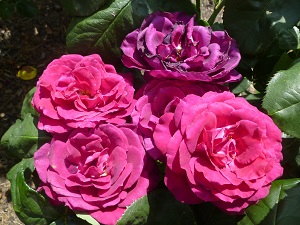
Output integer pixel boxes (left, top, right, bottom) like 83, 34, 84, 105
121, 11, 242, 84
153, 91, 283, 213
131, 78, 227, 161
34, 124, 159, 225
32, 54, 135, 134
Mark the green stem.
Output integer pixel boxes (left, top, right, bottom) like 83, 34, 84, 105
196, 0, 201, 19
207, 0, 226, 25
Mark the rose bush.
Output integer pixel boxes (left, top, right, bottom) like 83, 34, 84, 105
153, 91, 283, 213
5, 0, 300, 223
32, 54, 135, 134
121, 11, 242, 84
131, 78, 227, 161
34, 124, 159, 225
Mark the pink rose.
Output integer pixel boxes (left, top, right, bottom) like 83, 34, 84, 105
32, 54, 135, 134
121, 11, 242, 84
131, 78, 227, 161
34, 124, 159, 225
154, 91, 283, 213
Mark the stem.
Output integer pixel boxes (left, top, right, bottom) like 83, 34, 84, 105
207, 0, 226, 25
196, 0, 201, 19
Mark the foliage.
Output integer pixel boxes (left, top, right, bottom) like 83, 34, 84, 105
1, 0, 300, 224
0, 0, 38, 19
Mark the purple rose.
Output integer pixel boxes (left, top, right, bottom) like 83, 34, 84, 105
32, 54, 135, 134
131, 78, 227, 161
34, 124, 159, 225
121, 12, 242, 84
153, 92, 283, 213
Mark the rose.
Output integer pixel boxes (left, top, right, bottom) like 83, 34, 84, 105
121, 11, 242, 84
131, 78, 227, 161
34, 124, 159, 225
32, 54, 135, 134
153, 91, 283, 213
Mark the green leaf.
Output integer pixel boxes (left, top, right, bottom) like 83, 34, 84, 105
60, 0, 109, 17
21, 87, 39, 118
191, 203, 237, 225
214, 0, 221, 5
252, 55, 281, 92
238, 179, 300, 225
270, 52, 295, 75
223, 0, 300, 55
0, 1, 15, 19
230, 77, 251, 94
7, 158, 62, 224
66, 0, 197, 66
76, 213, 100, 225
50, 214, 93, 225
117, 188, 196, 225
250, 51, 293, 92
277, 26, 300, 50
281, 138, 300, 179
0, 113, 51, 159
16, 0, 39, 17
262, 60, 300, 138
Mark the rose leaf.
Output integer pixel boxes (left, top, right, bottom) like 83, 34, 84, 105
223, 0, 300, 55
0, 113, 51, 159
190, 203, 237, 225
66, 0, 197, 66
238, 179, 300, 225
276, 26, 300, 51
60, 0, 109, 17
116, 188, 196, 225
21, 87, 39, 119
280, 138, 300, 179
262, 60, 300, 138
50, 215, 93, 225
230, 77, 251, 94
7, 158, 62, 224
75, 213, 100, 225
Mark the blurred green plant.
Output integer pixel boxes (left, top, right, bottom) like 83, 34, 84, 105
0, 0, 38, 19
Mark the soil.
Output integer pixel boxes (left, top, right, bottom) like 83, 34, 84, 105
0, 1, 69, 224
0, 1, 220, 224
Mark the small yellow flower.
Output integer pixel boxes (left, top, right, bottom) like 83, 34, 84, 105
17, 66, 37, 80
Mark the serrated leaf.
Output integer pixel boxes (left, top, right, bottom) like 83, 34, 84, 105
277, 26, 300, 50
252, 55, 281, 92
238, 179, 300, 225
6, 157, 35, 180
7, 158, 62, 225
0, 113, 51, 159
117, 188, 196, 225
21, 87, 39, 118
76, 213, 100, 225
66, 0, 197, 66
60, 0, 109, 17
223, 0, 300, 55
262, 60, 300, 138
270, 52, 295, 75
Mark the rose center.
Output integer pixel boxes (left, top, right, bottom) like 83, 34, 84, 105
207, 126, 237, 168
76, 149, 109, 178
78, 89, 92, 97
